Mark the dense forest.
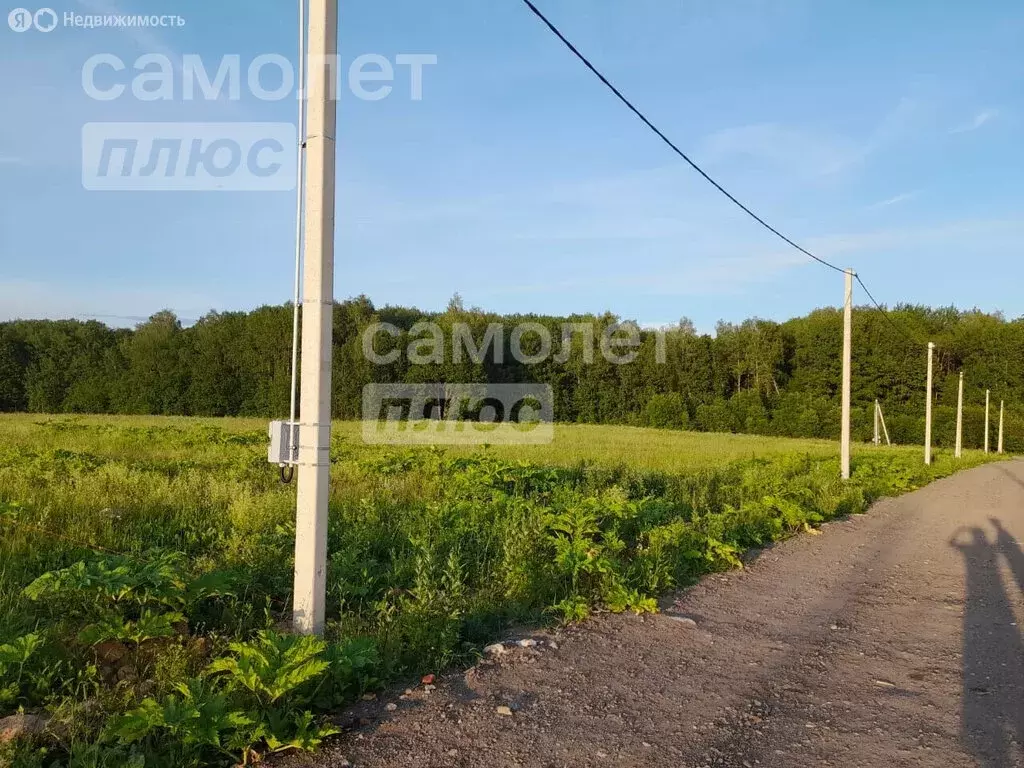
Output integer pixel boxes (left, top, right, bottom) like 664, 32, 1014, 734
1, 296, 1021, 451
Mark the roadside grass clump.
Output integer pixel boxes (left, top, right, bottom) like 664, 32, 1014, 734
0, 415, 1005, 765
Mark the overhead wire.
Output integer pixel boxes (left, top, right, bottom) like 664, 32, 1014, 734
284, 0, 308, 484
519, 0, 845, 275
519, 0, 939, 354
854, 274, 928, 350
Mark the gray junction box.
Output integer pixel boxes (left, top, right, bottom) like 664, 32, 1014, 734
267, 420, 299, 465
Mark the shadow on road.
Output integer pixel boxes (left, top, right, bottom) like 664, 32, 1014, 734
991, 518, 1024, 596
996, 465, 1024, 496
951, 521, 1024, 768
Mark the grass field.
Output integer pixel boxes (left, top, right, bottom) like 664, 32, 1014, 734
0, 413, 905, 470
0, 415, 1002, 767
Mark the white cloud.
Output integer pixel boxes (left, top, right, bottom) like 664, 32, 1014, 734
803, 217, 1024, 262
699, 123, 860, 178
867, 191, 917, 209
0, 279, 214, 325
699, 98, 918, 178
482, 215, 1024, 300
490, 249, 809, 298
951, 109, 998, 134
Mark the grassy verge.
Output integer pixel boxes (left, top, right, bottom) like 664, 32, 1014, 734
0, 416, 1004, 767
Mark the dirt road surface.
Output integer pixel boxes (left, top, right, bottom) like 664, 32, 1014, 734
306, 460, 1024, 767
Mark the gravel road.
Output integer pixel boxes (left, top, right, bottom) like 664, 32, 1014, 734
303, 459, 1024, 767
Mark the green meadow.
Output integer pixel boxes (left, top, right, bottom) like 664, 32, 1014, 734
0, 415, 1001, 767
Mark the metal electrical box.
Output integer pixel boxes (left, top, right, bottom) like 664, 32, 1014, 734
268, 421, 299, 465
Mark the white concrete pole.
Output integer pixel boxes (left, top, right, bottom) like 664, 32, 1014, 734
954, 371, 963, 459
984, 389, 990, 454
873, 399, 880, 446
841, 268, 853, 479
998, 400, 1004, 454
924, 342, 934, 465
294, 0, 338, 636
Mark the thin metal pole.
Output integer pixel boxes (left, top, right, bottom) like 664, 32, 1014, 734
925, 342, 934, 465
294, 0, 338, 636
984, 389, 990, 454
841, 268, 853, 480
288, 0, 308, 447
954, 371, 963, 459
998, 400, 1004, 454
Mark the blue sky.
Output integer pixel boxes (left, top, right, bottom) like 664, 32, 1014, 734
1, 0, 1022, 332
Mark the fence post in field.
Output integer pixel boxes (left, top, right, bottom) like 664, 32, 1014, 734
924, 342, 934, 465
841, 268, 853, 480
878, 401, 891, 446
998, 400, 1004, 454
955, 371, 964, 459
984, 389, 990, 454
293, 0, 338, 636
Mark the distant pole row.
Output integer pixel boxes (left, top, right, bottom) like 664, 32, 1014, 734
840, 271, 1007, 480
930, 362, 1005, 465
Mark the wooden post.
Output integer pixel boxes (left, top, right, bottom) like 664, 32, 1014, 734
841, 269, 853, 480
924, 342, 934, 465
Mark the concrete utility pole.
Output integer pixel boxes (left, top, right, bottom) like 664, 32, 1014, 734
954, 371, 963, 459
841, 268, 853, 480
998, 400, 1005, 454
984, 389, 990, 454
293, 0, 338, 636
873, 399, 881, 446
978, 391, 987, 450
924, 342, 935, 465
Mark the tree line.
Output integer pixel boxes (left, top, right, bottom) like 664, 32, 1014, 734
1, 295, 1020, 451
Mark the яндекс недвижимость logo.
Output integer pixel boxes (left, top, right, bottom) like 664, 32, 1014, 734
8, 7, 57, 32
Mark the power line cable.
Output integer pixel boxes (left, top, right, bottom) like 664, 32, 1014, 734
287, 0, 308, 458
518, 0, 845, 275
854, 274, 927, 349
520, 0, 942, 357
277, 0, 308, 485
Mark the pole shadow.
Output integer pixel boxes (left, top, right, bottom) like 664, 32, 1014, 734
996, 465, 1024, 496
950, 522, 1024, 767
